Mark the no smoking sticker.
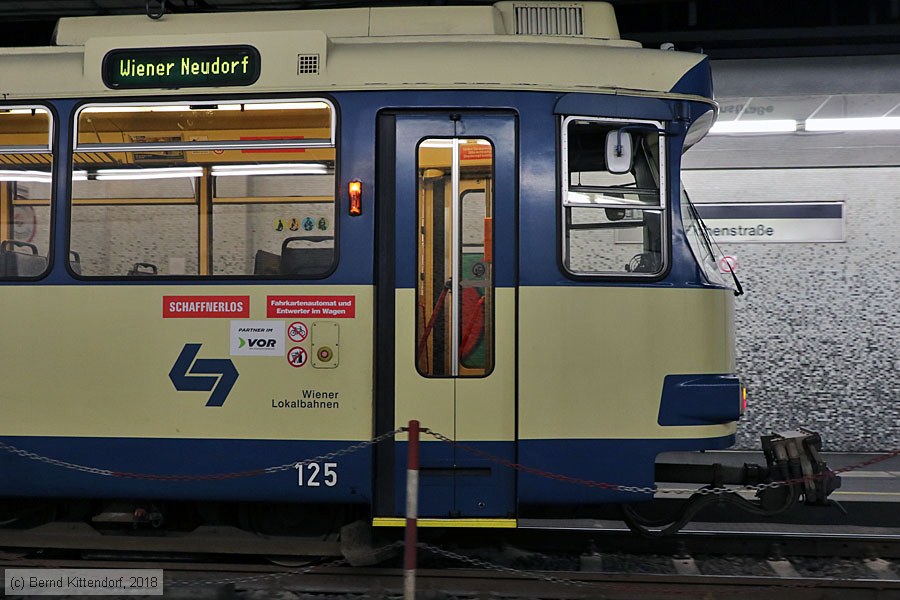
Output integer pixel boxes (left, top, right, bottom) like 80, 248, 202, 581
287, 346, 308, 368
287, 321, 309, 343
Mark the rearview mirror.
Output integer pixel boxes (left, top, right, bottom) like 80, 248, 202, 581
605, 130, 633, 174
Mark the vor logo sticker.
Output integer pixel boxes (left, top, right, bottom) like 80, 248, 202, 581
230, 320, 284, 356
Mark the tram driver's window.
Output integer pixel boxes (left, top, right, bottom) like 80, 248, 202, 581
70, 100, 336, 277
561, 117, 666, 277
0, 107, 53, 279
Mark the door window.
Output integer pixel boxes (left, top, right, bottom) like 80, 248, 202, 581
415, 138, 494, 377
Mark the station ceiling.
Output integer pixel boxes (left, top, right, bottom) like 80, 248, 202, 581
0, 0, 898, 58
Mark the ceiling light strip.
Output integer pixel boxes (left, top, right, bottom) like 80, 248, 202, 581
708, 120, 797, 134
804, 117, 900, 131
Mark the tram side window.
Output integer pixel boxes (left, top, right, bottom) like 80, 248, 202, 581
213, 167, 334, 276
561, 117, 666, 277
70, 100, 336, 277
71, 174, 199, 276
0, 108, 52, 278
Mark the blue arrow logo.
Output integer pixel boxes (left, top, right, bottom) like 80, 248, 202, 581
169, 343, 239, 407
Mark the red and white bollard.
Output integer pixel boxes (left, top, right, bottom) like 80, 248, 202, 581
404, 419, 420, 600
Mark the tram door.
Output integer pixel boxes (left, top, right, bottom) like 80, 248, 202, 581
376, 112, 517, 519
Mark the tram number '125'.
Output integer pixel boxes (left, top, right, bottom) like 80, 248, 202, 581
294, 462, 338, 487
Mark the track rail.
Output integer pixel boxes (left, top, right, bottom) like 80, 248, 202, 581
3, 523, 900, 598
2, 559, 898, 600
0, 522, 341, 557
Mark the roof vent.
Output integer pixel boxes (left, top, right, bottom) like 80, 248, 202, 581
514, 3, 584, 36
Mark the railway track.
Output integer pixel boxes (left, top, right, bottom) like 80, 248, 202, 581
3, 528, 900, 599
178, 567, 900, 600
3, 558, 899, 599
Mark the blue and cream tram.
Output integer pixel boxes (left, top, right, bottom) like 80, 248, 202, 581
0, 1, 752, 530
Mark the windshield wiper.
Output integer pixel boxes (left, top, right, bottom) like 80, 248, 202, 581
686, 196, 744, 297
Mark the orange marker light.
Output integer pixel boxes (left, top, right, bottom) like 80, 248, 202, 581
349, 180, 362, 216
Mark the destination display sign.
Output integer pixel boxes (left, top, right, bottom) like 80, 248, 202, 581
102, 45, 261, 89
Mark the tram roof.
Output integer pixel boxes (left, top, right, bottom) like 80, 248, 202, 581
0, 2, 711, 101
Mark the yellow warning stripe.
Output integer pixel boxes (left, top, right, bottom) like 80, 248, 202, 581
373, 518, 517, 528
834, 491, 900, 496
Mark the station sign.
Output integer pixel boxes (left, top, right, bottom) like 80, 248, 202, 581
613, 201, 844, 244
102, 45, 261, 89
697, 202, 844, 243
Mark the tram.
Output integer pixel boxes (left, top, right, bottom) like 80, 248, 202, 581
0, 2, 834, 535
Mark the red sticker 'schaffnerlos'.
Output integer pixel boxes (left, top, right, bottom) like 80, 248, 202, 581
163, 296, 250, 318
267, 296, 355, 318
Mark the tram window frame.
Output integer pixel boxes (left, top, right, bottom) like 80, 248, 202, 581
68, 98, 338, 279
560, 115, 667, 279
0, 105, 54, 281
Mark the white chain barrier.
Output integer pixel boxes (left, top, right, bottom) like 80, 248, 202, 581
419, 543, 589, 588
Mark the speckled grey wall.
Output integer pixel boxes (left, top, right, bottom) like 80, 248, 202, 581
569, 209, 635, 272
682, 167, 900, 452
71, 204, 199, 275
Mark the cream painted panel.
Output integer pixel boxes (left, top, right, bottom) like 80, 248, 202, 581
0, 285, 373, 440
55, 9, 373, 45
518, 286, 737, 440
55, 4, 619, 45
393, 288, 454, 441
1, 29, 704, 100
369, 6, 504, 36
455, 288, 515, 441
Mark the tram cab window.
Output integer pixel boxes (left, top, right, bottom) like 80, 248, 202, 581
0, 107, 52, 279
680, 186, 734, 289
561, 117, 665, 277
70, 100, 335, 277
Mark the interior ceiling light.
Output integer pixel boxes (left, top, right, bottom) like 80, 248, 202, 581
708, 120, 798, 135
211, 163, 330, 176
804, 117, 900, 131
0, 169, 52, 182
81, 100, 329, 115
94, 167, 203, 180
80, 105, 193, 114
0, 108, 49, 115
243, 101, 331, 111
